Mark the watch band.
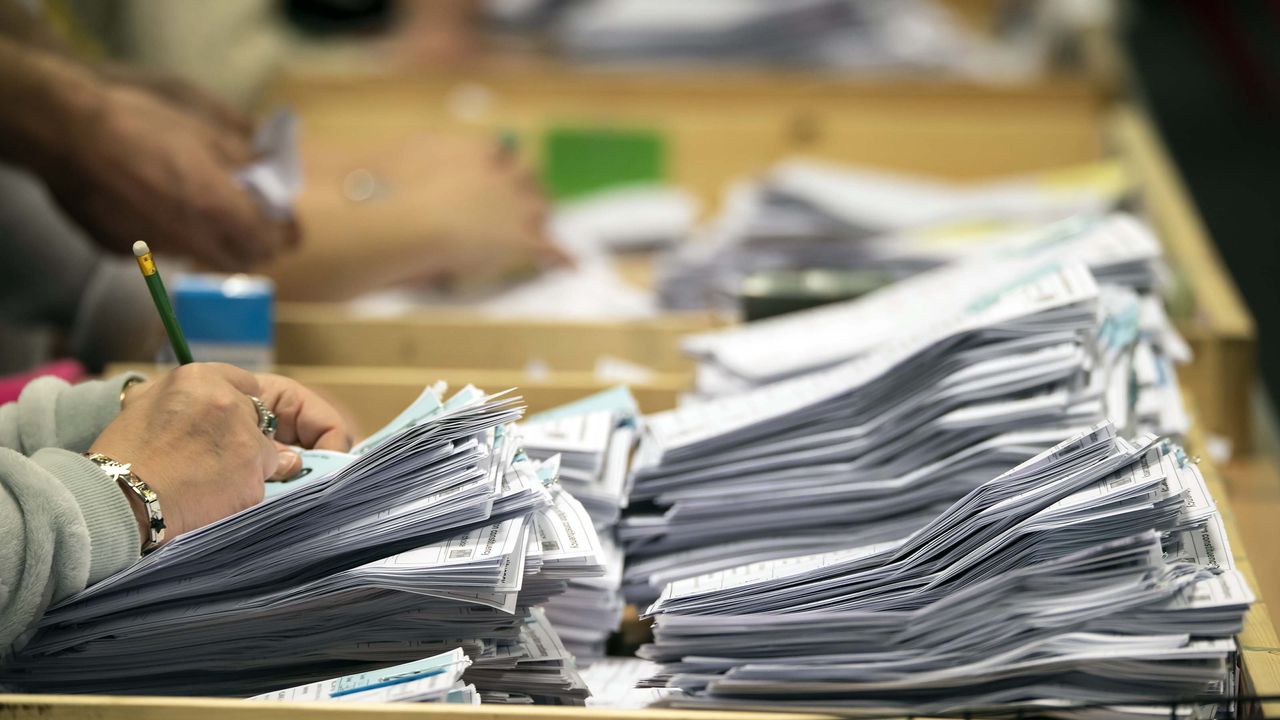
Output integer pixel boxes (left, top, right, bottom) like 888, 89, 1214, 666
85, 452, 165, 553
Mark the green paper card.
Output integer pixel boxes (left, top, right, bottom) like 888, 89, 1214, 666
541, 126, 665, 199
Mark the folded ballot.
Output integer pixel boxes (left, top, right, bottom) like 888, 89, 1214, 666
756, 159, 1126, 239
252, 647, 475, 704
638, 424, 1251, 719
4, 384, 606, 703
236, 109, 301, 221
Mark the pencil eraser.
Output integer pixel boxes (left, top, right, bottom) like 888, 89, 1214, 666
132, 241, 150, 257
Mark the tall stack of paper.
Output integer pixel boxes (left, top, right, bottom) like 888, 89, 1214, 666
3, 385, 606, 704
463, 608, 590, 705
623, 259, 1112, 602
521, 387, 639, 663
522, 387, 640, 531
638, 424, 1252, 718
684, 213, 1165, 392
681, 213, 1190, 442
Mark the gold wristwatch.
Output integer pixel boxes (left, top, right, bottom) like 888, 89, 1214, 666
85, 452, 165, 553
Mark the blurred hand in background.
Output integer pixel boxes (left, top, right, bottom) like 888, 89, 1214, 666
269, 132, 570, 301
51, 77, 297, 270
0, 28, 297, 271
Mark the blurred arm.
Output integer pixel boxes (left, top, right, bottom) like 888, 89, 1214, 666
0, 37, 100, 181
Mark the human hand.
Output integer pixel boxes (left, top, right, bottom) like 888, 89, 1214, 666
362, 134, 570, 285
50, 82, 296, 270
93, 364, 279, 544
253, 373, 353, 478
268, 133, 570, 300
429, 143, 568, 287
122, 370, 353, 484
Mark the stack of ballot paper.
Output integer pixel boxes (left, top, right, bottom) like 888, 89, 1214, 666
638, 424, 1252, 718
463, 608, 590, 705
4, 385, 606, 704
624, 258, 1118, 602
253, 648, 477, 704
522, 387, 641, 530
683, 213, 1185, 430
658, 159, 1130, 311
520, 387, 640, 663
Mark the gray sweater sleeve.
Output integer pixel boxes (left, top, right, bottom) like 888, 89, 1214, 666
0, 374, 144, 661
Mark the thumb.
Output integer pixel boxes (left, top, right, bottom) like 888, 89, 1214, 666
257, 433, 282, 482
269, 444, 303, 482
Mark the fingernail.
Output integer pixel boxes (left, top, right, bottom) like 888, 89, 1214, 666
273, 450, 301, 481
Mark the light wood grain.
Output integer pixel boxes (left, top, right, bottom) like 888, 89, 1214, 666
1221, 458, 1280, 644
272, 66, 1105, 212
0, 695, 830, 720
274, 305, 717, 374
1185, 410, 1280, 717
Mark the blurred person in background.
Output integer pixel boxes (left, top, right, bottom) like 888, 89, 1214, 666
78, 0, 1113, 306
0, 0, 564, 375
66, 0, 567, 300
0, 1, 296, 375
0, 2, 297, 269
267, 131, 564, 300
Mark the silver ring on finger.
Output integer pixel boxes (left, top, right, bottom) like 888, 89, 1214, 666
249, 396, 277, 439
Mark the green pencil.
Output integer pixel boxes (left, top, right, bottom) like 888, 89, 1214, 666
132, 241, 194, 365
